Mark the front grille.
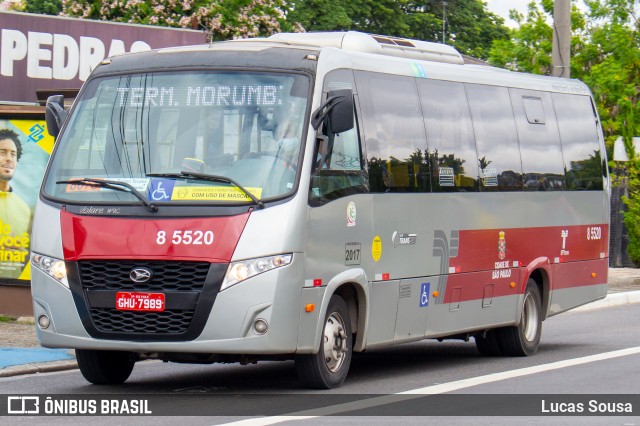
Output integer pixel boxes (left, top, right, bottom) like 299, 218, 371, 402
90, 308, 195, 334
79, 260, 209, 291
75, 260, 216, 338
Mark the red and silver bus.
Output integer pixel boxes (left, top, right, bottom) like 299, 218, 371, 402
32, 31, 609, 388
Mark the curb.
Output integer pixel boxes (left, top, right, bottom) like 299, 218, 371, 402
571, 290, 640, 312
0, 359, 78, 378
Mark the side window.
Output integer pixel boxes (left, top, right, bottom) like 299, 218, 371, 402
417, 79, 479, 192
355, 71, 429, 193
309, 69, 367, 205
552, 93, 603, 190
466, 84, 523, 191
510, 89, 565, 191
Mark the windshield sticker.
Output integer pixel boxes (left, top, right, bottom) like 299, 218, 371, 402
438, 167, 455, 187
148, 179, 175, 201
63, 178, 150, 193
171, 186, 263, 201
481, 168, 498, 187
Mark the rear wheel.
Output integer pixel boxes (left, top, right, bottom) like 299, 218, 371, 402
498, 279, 542, 356
475, 329, 503, 356
76, 349, 135, 384
295, 295, 352, 389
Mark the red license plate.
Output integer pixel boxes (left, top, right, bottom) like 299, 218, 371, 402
116, 292, 165, 312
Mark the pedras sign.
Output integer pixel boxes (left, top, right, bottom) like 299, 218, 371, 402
0, 11, 204, 103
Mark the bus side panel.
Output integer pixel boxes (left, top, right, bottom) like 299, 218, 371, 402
548, 257, 609, 315
366, 279, 399, 346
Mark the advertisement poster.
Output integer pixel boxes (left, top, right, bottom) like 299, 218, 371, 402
0, 118, 53, 283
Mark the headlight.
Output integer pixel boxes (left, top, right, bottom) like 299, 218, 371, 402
31, 253, 69, 288
221, 254, 293, 291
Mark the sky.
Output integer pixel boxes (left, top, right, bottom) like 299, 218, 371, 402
484, 0, 536, 24
483, 0, 585, 27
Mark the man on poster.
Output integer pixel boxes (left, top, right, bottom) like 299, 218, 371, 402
0, 128, 31, 279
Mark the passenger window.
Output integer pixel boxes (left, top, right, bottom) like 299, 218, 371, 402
466, 84, 523, 191
354, 71, 429, 193
417, 79, 479, 192
310, 70, 367, 205
523, 97, 546, 124
511, 89, 565, 191
552, 93, 603, 190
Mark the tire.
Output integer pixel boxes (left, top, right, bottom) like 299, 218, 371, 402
76, 349, 135, 385
497, 279, 542, 356
475, 329, 503, 356
295, 295, 353, 389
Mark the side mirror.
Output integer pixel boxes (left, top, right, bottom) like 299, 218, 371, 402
45, 95, 67, 138
310, 89, 354, 134
327, 89, 354, 134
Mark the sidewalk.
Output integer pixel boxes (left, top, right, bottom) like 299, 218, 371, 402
1, 268, 640, 378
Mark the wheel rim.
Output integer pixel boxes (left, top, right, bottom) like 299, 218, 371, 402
522, 291, 539, 342
322, 312, 347, 373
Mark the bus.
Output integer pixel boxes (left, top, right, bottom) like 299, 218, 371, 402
32, 31, 609, 389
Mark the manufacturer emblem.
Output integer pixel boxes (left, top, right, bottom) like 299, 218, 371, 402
130, 267, 153, 283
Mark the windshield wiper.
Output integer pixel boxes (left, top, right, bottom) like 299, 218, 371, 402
56, 178, 158, 212
146, 171, 265, 209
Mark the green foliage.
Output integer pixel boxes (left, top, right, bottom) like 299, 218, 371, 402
288, 0, 509, 60
623, 163, 640, 264
61, 0, 299, 40
24, 0, 62, 14
488, 2, 554, 73
487, 0, 640, 263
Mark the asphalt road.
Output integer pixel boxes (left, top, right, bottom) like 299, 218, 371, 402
1, 303, 639, 425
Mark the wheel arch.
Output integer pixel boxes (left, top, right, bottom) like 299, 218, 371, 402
313, 269, 369, 353
522, 257, 552, 320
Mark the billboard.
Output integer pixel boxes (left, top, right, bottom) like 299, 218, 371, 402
0, 11, 205, 103
0, 118, 52, 282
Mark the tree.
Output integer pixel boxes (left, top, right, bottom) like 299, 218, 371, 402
488, 0, 556, 74
488, 0, 640, 262
431, 0, 509, 59
61, 0, 299, 40
288, 0, 509, 60
25, 0, 62, 15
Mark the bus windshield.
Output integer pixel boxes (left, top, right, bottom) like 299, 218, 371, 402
43, 71, 310, 205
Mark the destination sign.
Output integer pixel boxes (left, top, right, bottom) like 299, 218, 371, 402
115, 84, 284, 108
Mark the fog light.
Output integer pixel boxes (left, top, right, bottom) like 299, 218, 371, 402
253, 319, 268, 335
38, 315, 50, 329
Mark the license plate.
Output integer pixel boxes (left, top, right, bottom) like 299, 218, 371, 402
116, 292, 165, 312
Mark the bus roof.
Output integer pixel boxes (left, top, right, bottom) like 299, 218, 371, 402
94, 31, 590, 96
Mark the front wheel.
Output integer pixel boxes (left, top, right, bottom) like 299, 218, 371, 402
498, 279, 542, 356
295, 295, 353, 389
76, 349, 135, 384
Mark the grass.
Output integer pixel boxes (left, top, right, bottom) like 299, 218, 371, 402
0, 315, 15, 323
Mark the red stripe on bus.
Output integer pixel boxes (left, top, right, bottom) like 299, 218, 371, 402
448, 224, 608, 274
441, 259, 608, 303
60, 210, 250, 262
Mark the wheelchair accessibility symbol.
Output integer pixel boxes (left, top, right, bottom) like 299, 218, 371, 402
420, 282, 430, 307
149, 180, 175, 201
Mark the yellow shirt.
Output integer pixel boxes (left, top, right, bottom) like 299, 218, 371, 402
0, 191, 31, 279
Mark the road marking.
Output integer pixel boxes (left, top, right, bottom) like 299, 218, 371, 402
220, 346, 640, 425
